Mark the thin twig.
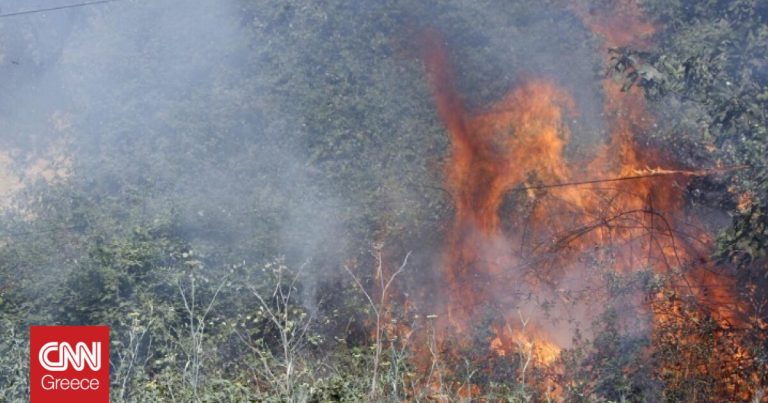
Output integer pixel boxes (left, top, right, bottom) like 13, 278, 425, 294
513, 165, 749, 192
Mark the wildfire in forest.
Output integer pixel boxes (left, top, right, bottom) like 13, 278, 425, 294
407, 0, 760, 400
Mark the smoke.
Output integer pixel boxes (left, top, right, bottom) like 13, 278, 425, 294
0, 0, 624, 334
0, 0, 348, 271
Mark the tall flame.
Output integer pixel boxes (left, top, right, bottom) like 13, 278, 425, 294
413, 1, 754, 398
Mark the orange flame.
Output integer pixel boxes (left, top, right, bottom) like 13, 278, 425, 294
412, 2, 754, 397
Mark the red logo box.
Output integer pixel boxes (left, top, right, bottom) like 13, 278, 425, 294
30, 326, 110, 403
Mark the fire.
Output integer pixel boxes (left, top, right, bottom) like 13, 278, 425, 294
420, 29, 579, 323
491, 325, 561, 365
410, 1, 756, 399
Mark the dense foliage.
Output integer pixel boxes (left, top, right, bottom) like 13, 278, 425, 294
0, 0, 766, 401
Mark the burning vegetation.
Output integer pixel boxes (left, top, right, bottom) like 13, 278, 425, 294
0, 0, 766, 401
395, 1, 766, 400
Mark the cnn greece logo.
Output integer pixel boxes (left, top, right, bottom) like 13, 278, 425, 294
39, 341, 101, 371
30, 326, 110, 403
